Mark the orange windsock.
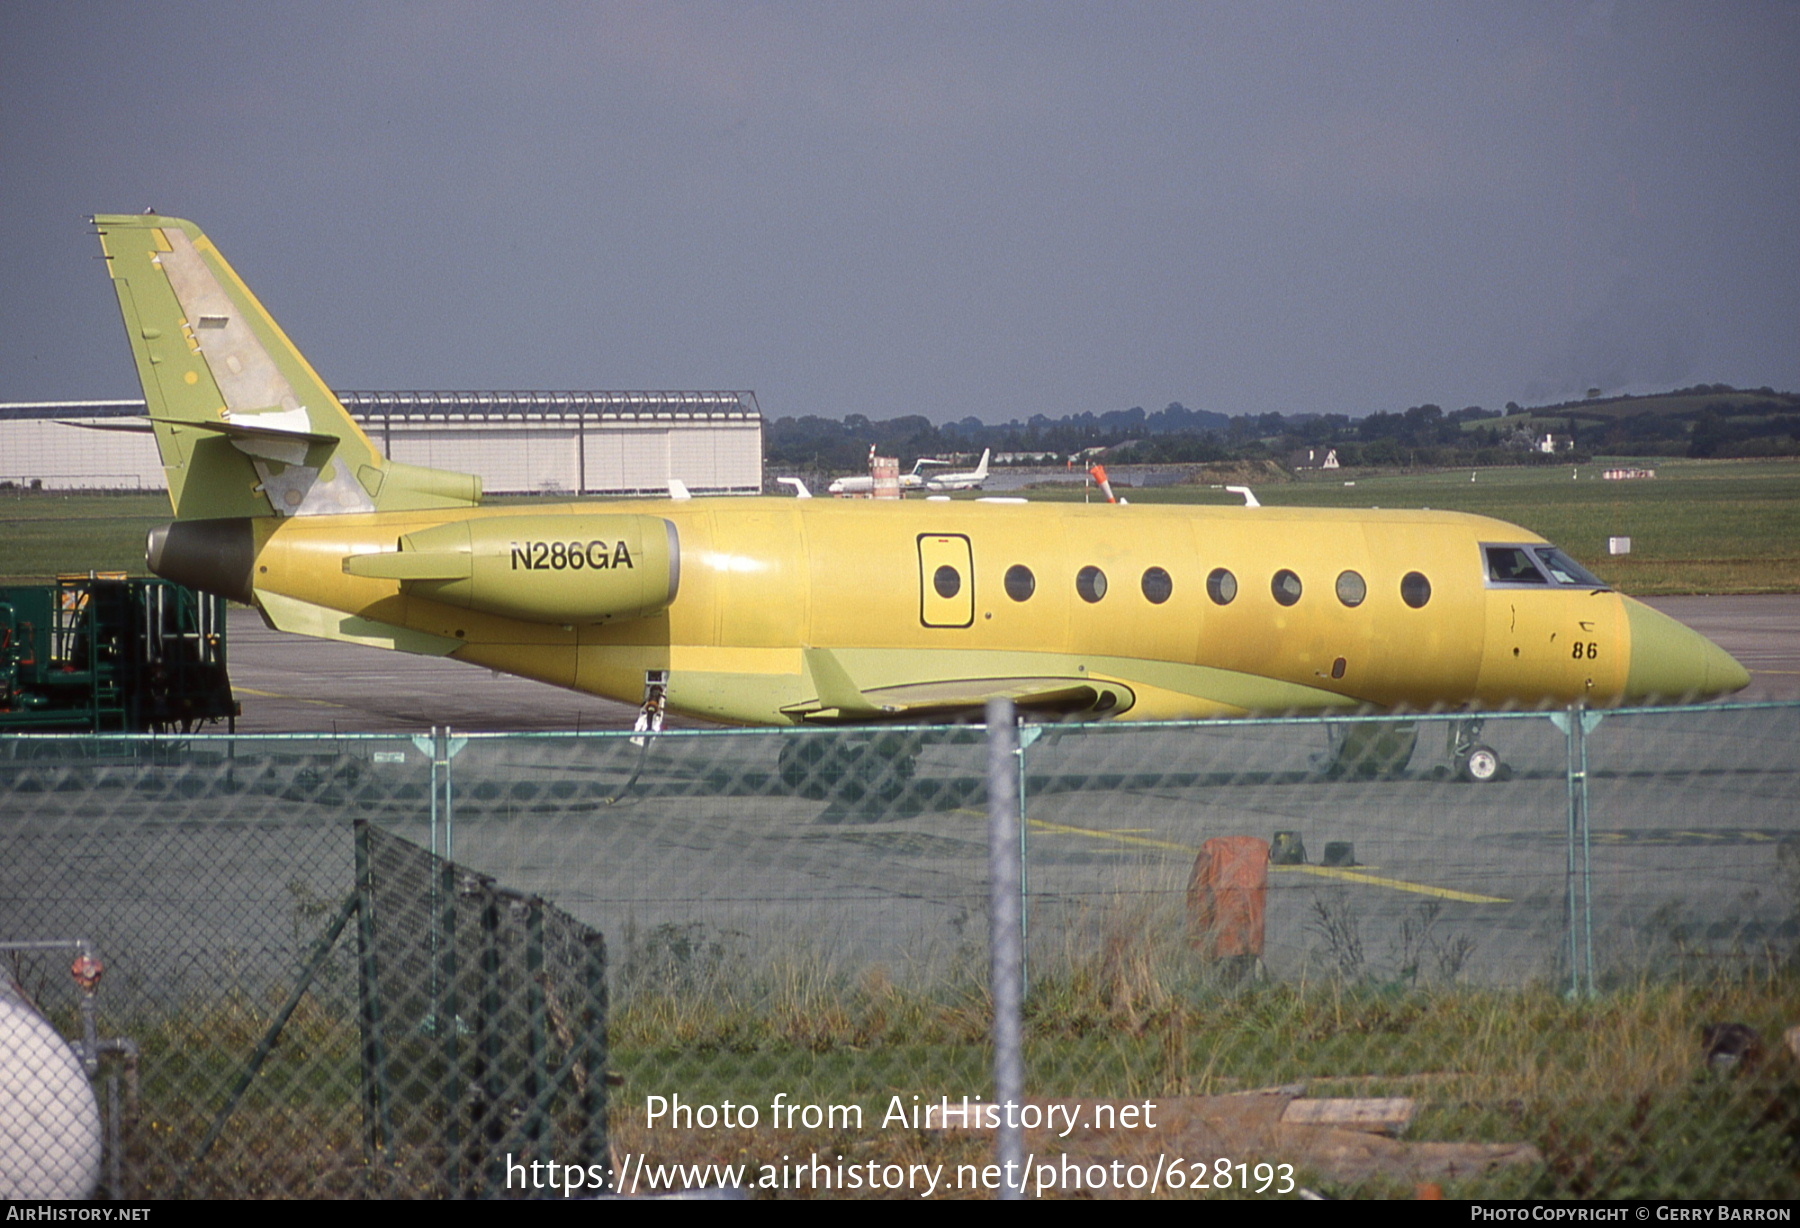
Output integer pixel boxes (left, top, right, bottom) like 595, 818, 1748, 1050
1088, 464, 1116, 503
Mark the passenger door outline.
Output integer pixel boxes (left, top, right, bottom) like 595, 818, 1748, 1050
918, 533, 975, 628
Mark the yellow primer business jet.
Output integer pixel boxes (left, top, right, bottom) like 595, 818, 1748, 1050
96, 215, 1748, 781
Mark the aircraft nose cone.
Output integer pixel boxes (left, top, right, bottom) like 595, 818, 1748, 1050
1623, 599, 1751, 703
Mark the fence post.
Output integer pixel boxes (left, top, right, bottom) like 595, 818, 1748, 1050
1017, 724, 1042, 992
353, 820, 393, 1157
525, 898, 550, 1159
1553, 706, 1601, 998
474, 880, 505, 1194
438, 857, 463, 1194
986, 697, 1025, 1200
412, 727, 467, 862
421, 726, 442, 859
443, 727, 458, 864
581, 932, 611, 1188
1577, 710, 1600, 995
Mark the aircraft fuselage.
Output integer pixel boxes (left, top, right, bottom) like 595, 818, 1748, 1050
154, 496, 1748, 725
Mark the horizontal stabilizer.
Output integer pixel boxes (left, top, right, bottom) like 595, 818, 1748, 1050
58, 418, 155, 434
150, 415, 339, 466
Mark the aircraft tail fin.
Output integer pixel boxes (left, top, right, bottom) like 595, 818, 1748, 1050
972, 448, 990, 480
93, 214, 480, 519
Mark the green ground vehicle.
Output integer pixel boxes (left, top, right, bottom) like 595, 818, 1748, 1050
0, 576, 236, 733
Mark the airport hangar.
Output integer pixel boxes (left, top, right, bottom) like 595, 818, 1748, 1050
0, 390, 765, 497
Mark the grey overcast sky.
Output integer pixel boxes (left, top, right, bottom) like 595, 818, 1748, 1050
3, 2, 1795, 424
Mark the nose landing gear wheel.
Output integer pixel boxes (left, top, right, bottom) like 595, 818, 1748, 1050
1457, 745, 1501, 783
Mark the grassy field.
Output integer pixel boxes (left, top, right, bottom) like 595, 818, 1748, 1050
0, 490, 171, 581
3, 457, 1796, 593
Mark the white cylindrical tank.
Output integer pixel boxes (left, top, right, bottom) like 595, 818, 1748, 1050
0, 972, 101, 1199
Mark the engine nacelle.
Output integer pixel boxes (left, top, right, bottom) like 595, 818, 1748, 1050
345, 514, 680, 625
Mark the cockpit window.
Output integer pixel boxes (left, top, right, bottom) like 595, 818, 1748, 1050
1533, 546, 1606, 588
1485, 546, 1548, 585
1484, 543, 1608, 590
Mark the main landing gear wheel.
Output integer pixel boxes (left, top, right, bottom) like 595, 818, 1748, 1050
1457, 744, 1501, 783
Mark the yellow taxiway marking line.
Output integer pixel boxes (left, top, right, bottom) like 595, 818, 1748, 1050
234, 686, 347, 709
1027, 820, 1510, 904
1029, 819, 1194, 854
1275, 864, 1510, 904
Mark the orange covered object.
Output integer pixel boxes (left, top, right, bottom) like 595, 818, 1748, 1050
1187, 836, 1270, 959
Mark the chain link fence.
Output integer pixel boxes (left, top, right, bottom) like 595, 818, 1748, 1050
1, 703, 1796, 1198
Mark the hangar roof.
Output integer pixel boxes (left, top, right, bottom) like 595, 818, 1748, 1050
0, 391, 761, 423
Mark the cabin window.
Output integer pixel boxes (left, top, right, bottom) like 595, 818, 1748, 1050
1271, 569, 1302, 607
1206, 567, 1237, 605
933, 565, 962, 599
1335, 570, 1367, 607
1004, 564, 1036, 602
1141, 566, 1173, 604
1076, 566, 1108, 603
1401, 571, 1432, 608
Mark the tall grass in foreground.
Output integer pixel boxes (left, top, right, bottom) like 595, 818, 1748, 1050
595, 912, 1800, 1198
91, 951, 1800, 1197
